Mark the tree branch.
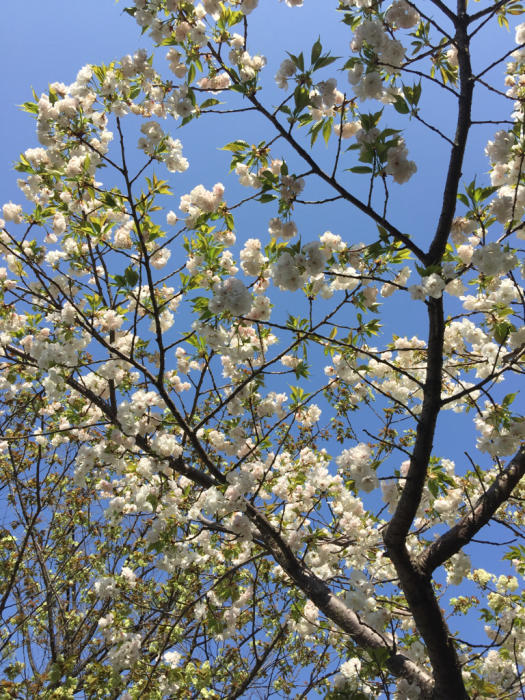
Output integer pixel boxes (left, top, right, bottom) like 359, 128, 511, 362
427, 7, 474, 265
467, 0, 511, 24
418, 445, 525, 575
207, 45, 427, 264
2, 344, 436, 695
384, 294, 468, 698
428, 0, 460, 24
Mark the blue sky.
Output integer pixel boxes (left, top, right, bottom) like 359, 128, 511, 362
2, 1, 523, 694
3, 0, 520, 569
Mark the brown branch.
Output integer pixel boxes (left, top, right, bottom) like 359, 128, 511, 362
384, 294, 468, 699
467, 0, 512, 24
384, 299, 444, 545
418, 445, 525, 575
428, 0, 460, 24
3, 345, 435, 695
427, 7, 474, 265
381, 6, 478, 693
227, 625, 287, 700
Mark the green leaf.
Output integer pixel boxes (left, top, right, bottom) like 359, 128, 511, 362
200, 98, 221, 109
393, 96, 410, 114
403, 82, 422, 107
494, 321, 512, 344
294, 85, 310, 113
349, 166, 373, 174
322, 117, 333, 144
310, 120, 323, 146
313, 55, 338, 70
20, 101, 39, 115
124, 266, 139, 287
221, 140, 249, 152
14, 154, 33, 173
298, 113, 313, 126
113, 274, 126, 288
311, 38, 322, 65
502, 392, 518, 408
286, 51, 305, 72
360, 110, 383, 130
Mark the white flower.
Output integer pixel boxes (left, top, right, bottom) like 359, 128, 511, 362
99, 309, 124, 331
378, 38, 405, 69
240, 238, 267, 276
150, 247, 171, 269
354, 72, 384, 101
240, 0, 258, 14
486, 130, 513, 164
163, 650, 182, 667
121, 566, 137, 586
180, 183, 224, 224
150, 309, 175, 333
166, 210, 178, 225
2, 202, 23, 224
94, 576, 117, 599
303, 241, 328, 274
65, 156, 85, 176
165, 137, 189, 172
336, 443, 378, 492
334, 120, 362, 138
471, 242, 517, 276
352, 19, 386, 52
52, 213, 67, 235
275, 58, 296, 89
385, 139, 417, 183
114, 222, 133, 248
340, 657, 361, 680
446, 46, 458, 67
209, 277, 252, 316
296, 403, 321, 427
152, 432, 182, 458
347, 63, 364, 86
447, 550, 471, 586
385, 0, 420, 29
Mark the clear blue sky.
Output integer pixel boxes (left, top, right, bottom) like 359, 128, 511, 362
3, 0, 519, 548
2, 0, 522, 687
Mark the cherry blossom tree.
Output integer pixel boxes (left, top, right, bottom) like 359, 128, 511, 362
1, 1, 525, 698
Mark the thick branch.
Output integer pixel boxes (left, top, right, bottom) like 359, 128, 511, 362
3, 344, 435, 695
382, 17, 474, 693
246, 537, 434, 698
418, 445, 525, 575
427, 8, 473, 265
385, 299, 444, 545
384, 295, 467, 698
